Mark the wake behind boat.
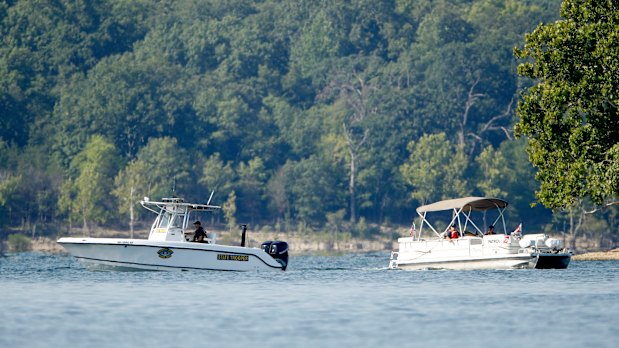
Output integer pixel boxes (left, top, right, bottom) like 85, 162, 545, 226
388, 197, 571, 270
58, 197, 288, 271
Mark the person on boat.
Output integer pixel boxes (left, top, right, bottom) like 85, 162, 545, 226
446, 224, 459, 239
485, 225, 495, 235
192, 221, 207, 242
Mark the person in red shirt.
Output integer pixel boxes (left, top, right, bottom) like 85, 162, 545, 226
449, 224, 460, 239
445, 224, 459, 239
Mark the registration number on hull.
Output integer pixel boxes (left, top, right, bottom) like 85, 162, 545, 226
217, 254, 249, 261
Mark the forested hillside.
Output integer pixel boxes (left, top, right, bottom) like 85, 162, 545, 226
0, 0, 614, 243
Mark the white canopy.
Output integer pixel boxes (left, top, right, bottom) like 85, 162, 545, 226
416, 197, 508, 214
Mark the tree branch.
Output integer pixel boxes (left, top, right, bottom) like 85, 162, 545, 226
584, 201, 619, 214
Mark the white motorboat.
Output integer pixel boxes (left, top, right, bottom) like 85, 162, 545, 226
58, 197, 288, 271
388, 197, 571, 270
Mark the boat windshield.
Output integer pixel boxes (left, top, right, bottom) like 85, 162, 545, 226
170, 214, 183, 228
156, 211, 184, 229
157, 213, 170, 228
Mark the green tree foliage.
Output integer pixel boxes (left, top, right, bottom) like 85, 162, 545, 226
0, 0, 149, 146
2, 0, 585, 235
113, 137, 190, 222
51, 54, 190, 163
475, 145, 508, 199
198, 153, 236, 201
236, 157, 268, 223
475, 139, 549, 225
59, 135, 120, 231
0, 141, 63, 228
515, 0, 619, 208
400, 133, 470, 206
271, 156, 345, 226
223, 190, 237, 231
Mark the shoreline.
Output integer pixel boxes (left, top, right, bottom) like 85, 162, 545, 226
26, 232, 398, 255
6, 229, 618, 259
20, 240, 619, 261
572, 249, 619, 261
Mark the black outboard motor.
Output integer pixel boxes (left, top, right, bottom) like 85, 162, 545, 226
261, 241, 289, 271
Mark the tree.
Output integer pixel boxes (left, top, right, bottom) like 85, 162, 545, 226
334, 67, 376, 223
51, 53, 191, 163
236, 157, 268, 224
281, 155, 345, 226
0, 0, 149, 147
198, 152, 236, 203
475, 145, 508, 199
113, 137, 190, 229
474, 139, 551, 226
223, 190, 237, 231
59, 135, 120, 232
515, 0, 619, 209
400, 133, 470, 205
0, 141, 63, 231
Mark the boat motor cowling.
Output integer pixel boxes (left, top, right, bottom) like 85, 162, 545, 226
261, 241, 289, 270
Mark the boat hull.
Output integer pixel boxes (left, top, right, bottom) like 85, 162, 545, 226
392, 254, 537, 270
534, 252, 571, 269
57, 238, 284, 271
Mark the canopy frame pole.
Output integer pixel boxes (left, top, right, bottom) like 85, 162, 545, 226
417, 211, 441, 238
462, 210, 484, 236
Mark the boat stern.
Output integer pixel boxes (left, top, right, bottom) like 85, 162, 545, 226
260, 241, 289, 270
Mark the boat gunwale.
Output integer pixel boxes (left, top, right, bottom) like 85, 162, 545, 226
57, 239, 283, 269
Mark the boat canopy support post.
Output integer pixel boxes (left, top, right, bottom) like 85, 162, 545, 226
417, 211, 441, 238
241, 224, 247, 247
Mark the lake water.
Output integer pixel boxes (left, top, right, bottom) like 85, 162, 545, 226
1, 252, 618, 348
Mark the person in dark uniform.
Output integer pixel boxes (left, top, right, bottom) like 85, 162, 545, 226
485, 225, 495, 235
192, 221, 206, 242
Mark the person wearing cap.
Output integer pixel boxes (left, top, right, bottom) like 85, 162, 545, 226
485, 225, 495, 235
192, 221, 206, 242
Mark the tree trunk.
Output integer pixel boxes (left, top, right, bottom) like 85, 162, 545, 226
569, 206, 585, 251
130, 186, 134, 239
82, 202, 89, 237
349, 150, 357, 224
82, 215, 88, 237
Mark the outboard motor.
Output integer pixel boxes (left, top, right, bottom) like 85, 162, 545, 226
261, 241, 289, 271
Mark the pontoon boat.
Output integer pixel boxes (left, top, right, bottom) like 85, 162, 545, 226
388, 197, 571, 270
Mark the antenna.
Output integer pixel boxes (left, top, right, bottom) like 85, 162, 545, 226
207, 190, 215, 205
171, 176, 177, 196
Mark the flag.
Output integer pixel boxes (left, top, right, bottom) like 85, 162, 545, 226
513, 223, 522, 234
409, 222, 416, 236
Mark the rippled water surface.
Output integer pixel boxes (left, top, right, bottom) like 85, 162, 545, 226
1, 252, 618, 348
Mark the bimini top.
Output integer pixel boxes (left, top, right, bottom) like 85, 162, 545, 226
416, 197, 508, 214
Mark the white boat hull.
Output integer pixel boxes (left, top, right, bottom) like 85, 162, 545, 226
58, 238, 285, 271
392, 254, 537, 270
389, 236, 539, 270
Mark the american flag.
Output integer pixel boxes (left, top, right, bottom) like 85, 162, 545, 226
409, 222, 416, 236
513, 223, 522, 234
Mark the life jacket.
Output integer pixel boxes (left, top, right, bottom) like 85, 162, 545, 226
451, 230, 459, 239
